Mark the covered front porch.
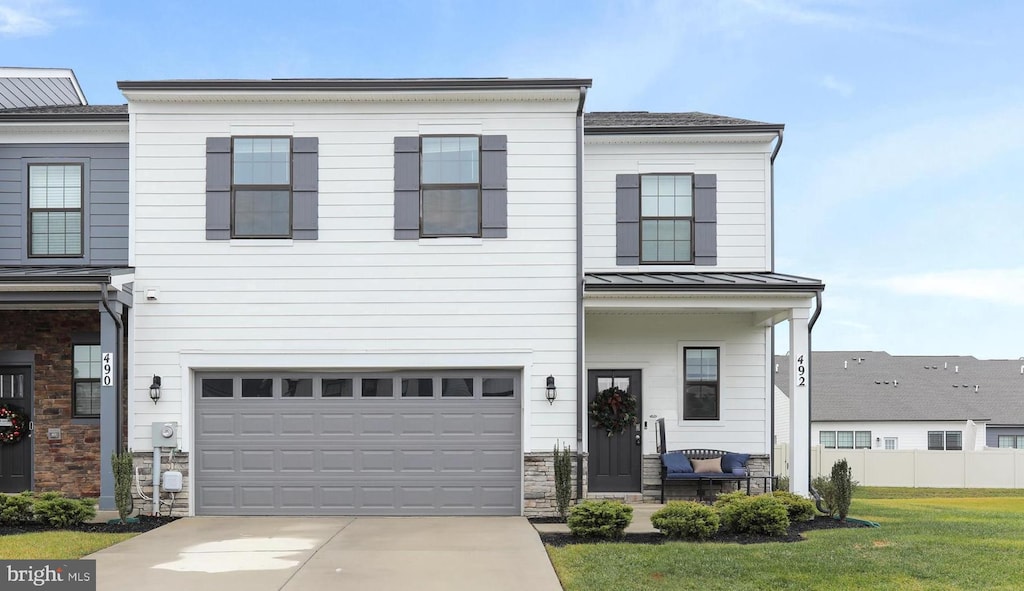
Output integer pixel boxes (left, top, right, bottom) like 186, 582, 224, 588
582, 271, 823, 499
0, 266, 132, 508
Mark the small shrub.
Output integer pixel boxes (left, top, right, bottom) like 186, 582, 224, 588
33, 494, 96, 528
553, 444, 573, 521
719, 494, 790, 536
112, 449, 135, 523
0, 491, 35, 524
812, 470, 859, 519
769, 491, 816, 522
831, 459, 854, 521
651, 501, 721, 540
567, 500, 633, 539
712, 490, 749, 511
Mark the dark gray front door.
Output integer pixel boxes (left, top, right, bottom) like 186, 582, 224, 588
588, 369, 642, 492
0, 367, 32, 493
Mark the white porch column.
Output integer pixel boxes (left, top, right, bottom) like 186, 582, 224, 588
788, 308, 811, 497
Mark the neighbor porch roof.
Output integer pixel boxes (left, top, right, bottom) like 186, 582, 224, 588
0, 266, 133, 307
584, 272, 824, 293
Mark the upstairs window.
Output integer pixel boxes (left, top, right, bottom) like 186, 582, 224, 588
641, 174, 693, 263
232, 137, 291, 238
420, 136, 481, 237
683, 347, 719, 420
28, 164, 83, 257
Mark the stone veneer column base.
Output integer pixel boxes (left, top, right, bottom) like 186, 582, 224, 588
523, 451, 588, 517
131, 451, 189, 517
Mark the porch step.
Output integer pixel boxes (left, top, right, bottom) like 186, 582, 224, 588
585, 492, 646, 503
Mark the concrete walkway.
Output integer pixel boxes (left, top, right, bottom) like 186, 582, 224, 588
531, 503, 662, 534
88, 516, 562, 591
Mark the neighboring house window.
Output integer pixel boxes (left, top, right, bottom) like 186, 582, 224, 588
836, 431, 854, 449
640, 174, 693, 263
928, 431, 963, 450
683, 347, 719, 420
420, 136, 480, 237
28, 164, 83, 257
615, 173, 717, 266
884, 437, 898, 450
205, 136, 318, 240
997, 435, 1024, 448
393, 135, 508, 239
820, 431, 836, 448
72, 343, 100, 418
855, 431, 872, 449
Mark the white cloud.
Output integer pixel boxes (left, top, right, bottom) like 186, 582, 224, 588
0, 5, 49, 36
821, 74, 853, 97
0, 1, 76, 37
874, 268, 1024, 306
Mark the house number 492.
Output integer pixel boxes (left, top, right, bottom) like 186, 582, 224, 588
796, 355, 806, 387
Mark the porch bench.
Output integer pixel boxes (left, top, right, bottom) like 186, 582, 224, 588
655, 418, 764, 503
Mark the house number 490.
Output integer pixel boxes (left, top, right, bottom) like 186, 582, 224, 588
101, 352, 114, 387
796, 355, 806, 387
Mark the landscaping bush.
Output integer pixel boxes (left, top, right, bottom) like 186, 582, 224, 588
769, 491, 816, 522
812, 468, 859, 520
650, 500, 720, 540
712, 490, 748, 511
0, 491, 35, 525
567, 500, 633, 539
33, 494, 97, 528
831, 459, 854, 521
553, 443, 573, 521
719, 494, 790, 536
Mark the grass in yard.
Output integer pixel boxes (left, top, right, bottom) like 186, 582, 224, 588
856, 487, 1024, 499
0, 531, 137, 559
547, 490, 1024, 591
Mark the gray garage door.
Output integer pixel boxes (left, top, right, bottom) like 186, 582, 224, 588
194, 371, 521, 516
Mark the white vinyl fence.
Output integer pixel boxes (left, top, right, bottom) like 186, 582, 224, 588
773, 444, 1024, 488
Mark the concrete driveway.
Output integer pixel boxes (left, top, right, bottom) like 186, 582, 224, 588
89, 516, 562, 591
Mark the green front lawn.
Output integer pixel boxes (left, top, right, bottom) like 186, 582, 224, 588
547, 489, 1024, 591
0, 531, 137, 559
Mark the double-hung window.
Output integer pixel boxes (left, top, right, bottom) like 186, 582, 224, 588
420, 136, 481, 237
72, 343, 100, 418
231, 137, 292, 238
28, 164, 83, 257
998, 435, 1024, 448
640, 174, 693, 263
683, 347, 719, 420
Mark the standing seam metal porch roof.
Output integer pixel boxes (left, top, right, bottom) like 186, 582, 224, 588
0, 266, 133, 283
584, 272, 823, 292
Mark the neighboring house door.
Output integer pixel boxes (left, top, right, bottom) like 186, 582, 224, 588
588, 370, 642, 492
0, 366, 32, 493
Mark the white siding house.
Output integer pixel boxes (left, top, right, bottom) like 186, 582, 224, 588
116, 80, 823, 516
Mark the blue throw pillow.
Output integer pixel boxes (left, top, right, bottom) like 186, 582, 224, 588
721, 453, 750, 473
661, 452, 693, 474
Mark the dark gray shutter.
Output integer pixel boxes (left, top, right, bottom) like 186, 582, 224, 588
693, 174, 717, 266
292, 137, 319, 240
480, 135, 508, 238
394, 136, 420, 240
615, 174, 640, 265
206, 138, 231, 240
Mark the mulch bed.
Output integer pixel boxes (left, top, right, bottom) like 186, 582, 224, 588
0, 514, 179, 537
533, 515, 866, 546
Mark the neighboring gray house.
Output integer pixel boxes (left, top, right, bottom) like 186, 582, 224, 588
0, 68, 131, 510
776, 351, 1024, 451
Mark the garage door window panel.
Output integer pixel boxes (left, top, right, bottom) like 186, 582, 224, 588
402, 378, 434, 397
282, 378, 313, 397
442, 378, 474, 397
202, 378, 234, 398
241, 378, 273, 398
482, 377, 514, 398
322, 378, 353, 398
361, 378, 394, 398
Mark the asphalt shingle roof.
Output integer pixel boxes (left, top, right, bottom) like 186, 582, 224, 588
585, 111, 783, 132
776, 351, 1024, 424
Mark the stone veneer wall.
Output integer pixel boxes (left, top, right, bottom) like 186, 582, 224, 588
132, 450, 189, 517
523, 451, 587, 517
0, 310, 115, 498
645, 454, 773, 502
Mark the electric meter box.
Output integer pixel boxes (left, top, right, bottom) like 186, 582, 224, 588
151, 422, 178, 447
162, 470, 183, 492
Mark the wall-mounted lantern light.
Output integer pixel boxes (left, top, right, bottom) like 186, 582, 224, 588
149, 375, 162, 404
545, 375, 556, 404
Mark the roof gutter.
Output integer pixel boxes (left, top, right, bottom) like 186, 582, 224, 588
117, 78, 594, 92
0, 113, 128, 123
575, 86, 588, 503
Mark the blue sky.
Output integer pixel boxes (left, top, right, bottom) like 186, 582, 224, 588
3, 0, 1022, 359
